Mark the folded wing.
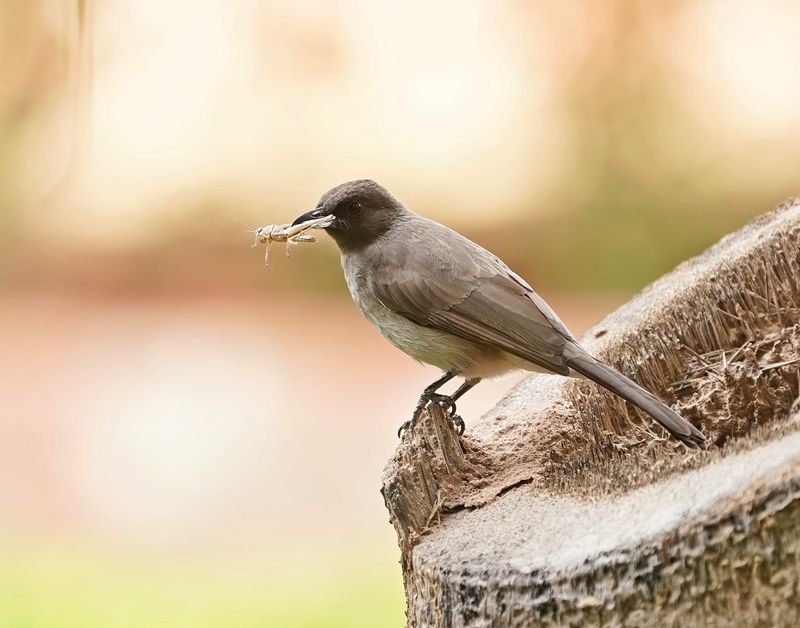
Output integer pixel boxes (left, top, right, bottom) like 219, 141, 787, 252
373, 265, 571, 375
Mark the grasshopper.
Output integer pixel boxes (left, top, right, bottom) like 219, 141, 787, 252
247, 215, 335, 266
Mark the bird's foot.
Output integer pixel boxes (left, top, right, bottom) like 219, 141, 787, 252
396, 403, 429, 437
427, 395, 465, 434
427, 393, 457, 414
397, 394, 464, 437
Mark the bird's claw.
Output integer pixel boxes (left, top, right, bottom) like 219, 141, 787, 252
450, 413, 466, 435
397, 419, 413, 438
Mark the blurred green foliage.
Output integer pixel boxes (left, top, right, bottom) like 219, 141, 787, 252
0, 548, 404, 628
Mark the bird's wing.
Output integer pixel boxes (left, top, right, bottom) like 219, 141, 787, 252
371, 247, 571, 375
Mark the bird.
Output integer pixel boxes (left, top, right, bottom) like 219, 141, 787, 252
290, 179, 706, 448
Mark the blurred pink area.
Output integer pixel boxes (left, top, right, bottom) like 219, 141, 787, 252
0, 288, 620, 555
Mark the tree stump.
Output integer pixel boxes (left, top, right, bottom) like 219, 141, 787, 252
382, 199, 800, 627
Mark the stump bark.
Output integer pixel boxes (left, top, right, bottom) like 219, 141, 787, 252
382, 199, 800, 627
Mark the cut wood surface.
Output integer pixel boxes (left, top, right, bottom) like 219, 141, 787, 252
382, 199, 800, 627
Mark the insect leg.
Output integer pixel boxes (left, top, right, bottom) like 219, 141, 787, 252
264, 238, 273, 266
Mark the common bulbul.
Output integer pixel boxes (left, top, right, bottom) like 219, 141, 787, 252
290, 179, 706, 447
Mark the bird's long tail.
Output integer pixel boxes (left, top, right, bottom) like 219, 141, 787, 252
563, 345, 706, 448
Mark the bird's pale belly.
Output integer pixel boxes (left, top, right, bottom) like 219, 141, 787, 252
342, 259, 529, 378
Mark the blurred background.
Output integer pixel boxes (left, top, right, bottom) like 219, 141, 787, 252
1, 0, 799, 625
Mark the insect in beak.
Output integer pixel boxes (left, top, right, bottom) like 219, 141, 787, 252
252, 214, 334, 266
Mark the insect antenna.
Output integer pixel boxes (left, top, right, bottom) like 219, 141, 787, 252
233, 217, 260, 247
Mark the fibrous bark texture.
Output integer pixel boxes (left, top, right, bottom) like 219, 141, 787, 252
382, 199, 800, 627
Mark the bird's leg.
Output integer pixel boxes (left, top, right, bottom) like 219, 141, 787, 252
437, 378, 481, 435
397, 374, 483, 436
413, 371, 458, 418
434, 377, 482, 413
397, 371, 458, 436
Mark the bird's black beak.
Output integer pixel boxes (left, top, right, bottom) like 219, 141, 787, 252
291, 207, 326, 227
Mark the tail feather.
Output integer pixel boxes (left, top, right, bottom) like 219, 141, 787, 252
564, 346, 706, 448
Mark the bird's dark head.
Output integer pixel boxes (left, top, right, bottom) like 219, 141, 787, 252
291, 179, 405, 252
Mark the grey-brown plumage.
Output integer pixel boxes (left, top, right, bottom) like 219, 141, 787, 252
291, 179, 706, 447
